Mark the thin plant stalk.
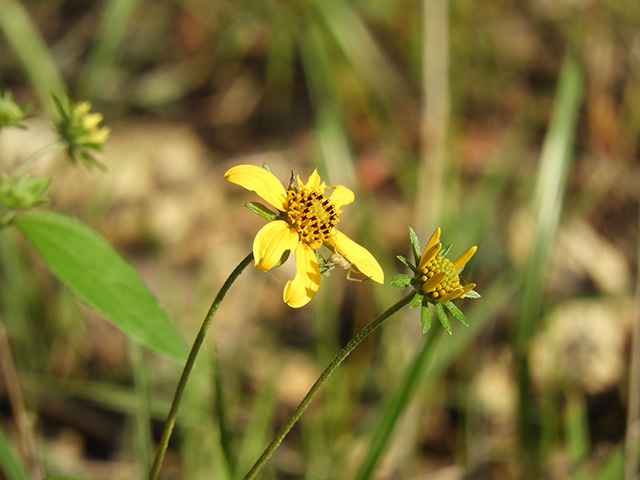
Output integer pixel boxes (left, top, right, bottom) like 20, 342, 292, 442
12, 140, 67, 177
242, 292, 415, 480
149, 252, 254, 480
625, 204, 640, 480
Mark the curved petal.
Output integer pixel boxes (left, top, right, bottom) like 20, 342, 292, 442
328, 185, 355, 209
283, 243, 321, 308
299, 169, 323, 192
453, 246, 477, 270
225, 165, 287, 211
418, 243, 442, 271
333, 230, 384, 284
253, 221, 299, 271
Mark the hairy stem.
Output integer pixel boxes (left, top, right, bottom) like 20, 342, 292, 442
149, 252, 254, 480
242, 292, 414, 480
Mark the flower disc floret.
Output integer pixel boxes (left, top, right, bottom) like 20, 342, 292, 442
285, 188, 339, 249
416, 228, 477, 303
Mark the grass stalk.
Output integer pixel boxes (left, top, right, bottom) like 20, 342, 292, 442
514, 54, 583, 473
353, 327, 440, 480
0, 0, 66, 111
624, 194, 640, 479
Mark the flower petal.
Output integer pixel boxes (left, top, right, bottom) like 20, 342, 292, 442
225, 164, 287, 211
299, 169, 323, 192
328, 185, 355, 209
283, 243, 321, 308
417, 243, 442, 271
253, 221, 299, 271
333, 230, 384, 284
453, 246, 478, 270
425, 227, 441, 251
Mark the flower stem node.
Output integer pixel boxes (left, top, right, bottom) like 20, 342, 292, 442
225, 164, 384, 308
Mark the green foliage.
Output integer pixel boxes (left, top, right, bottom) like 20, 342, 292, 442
244, 201, 279, 222
0, 174, 50, 217
390, 273, 412, 288
444, 300, 468, 327
0, 90, 30, 128
0, 423, 30, 480
420, 303, 432, 333
13, 210, 187, 360
409, 292, 423, 309
408, 226, 421, 264
434, 303, 452, 335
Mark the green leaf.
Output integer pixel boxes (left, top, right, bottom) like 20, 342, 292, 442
464, 289, 481, 299
440, 243, 452, 257
0, 423, 30, 480
420, 302, 432, 333
44, 477, 85, 480
13, 210, 187, 361
244, 201, 278, 222
390, 273, 412, 289
409, 292, 423, 309
408, 226, 421, 264
396, 255, 416, 273
444, 301, 468, 326
434, 302, 452, 334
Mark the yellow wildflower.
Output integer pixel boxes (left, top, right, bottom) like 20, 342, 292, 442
225, 164, 384, 308
417, 227, 476, 302
53, 96, 110, 169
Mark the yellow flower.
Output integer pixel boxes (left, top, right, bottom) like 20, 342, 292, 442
417, 227, 476, 302
53, 97, 110, 169
225, 165, 384, 308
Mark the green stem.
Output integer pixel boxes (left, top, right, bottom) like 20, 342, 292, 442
12, 140, 67, 176
148, 252, 254, 480
242, 292, 415, 480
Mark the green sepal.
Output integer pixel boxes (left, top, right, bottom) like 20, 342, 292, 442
444, 301, 468, 326
408, 226, 421, 264
261, 163, 274, 173
463, 289, 481, 299
390, 273, 413, 289
244, 201, 278, 222
396, 255, 416, 273
275, 249, 290, 268
434, 302, 452, 334
420, 302, 432, 333
409, 292, 423, 309
440, 243, 452, 257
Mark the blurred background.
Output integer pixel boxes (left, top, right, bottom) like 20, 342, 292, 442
0, 0, 639, 478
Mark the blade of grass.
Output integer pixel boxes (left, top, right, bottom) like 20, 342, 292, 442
236, 365, 280, 477
353, 329, 440, 480
130, 343, 152, 479
565, 393, 589, 480
0, 0, 66, 111
78, 0, 144, 100
0, 422, 30, 480
212, 344, 235, 478
415, 0, 449, 234
513, 54, 583, 473
625, 194, 640, 480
